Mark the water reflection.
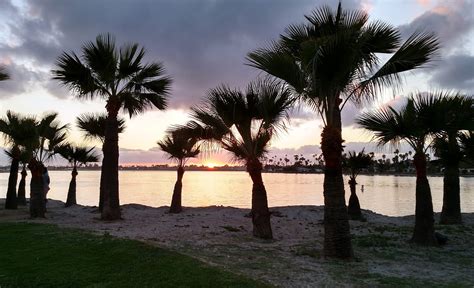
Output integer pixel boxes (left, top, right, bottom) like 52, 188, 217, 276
0, 171, 472, 217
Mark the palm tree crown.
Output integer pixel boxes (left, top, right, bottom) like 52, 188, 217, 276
76, 113, 126, 142
343, 150, 373, 179
0, 66, 9, 81
52, 34, 172, 117
0, 111, 37, 156
247, 3, 439, 124
158, 132, 200, 167
181, 80, 293, 162
57, 144, 99, 167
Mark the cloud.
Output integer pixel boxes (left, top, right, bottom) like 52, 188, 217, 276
398, 0, 474, 52
429, 54, 474, 92
0, 0, 362, 106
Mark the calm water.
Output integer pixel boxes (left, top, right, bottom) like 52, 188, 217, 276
1, 171, 473, 216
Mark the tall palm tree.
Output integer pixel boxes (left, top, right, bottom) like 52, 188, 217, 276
76, 113, 125, 211
177, 80, 293, 239
53, 34, 172, 220
342, 150, 373, 220
357, 94, 442, 245
157, 132, 200, 213
247, 3, 439, 258
28, 113, 68, 218
0, 111, 37, 209
430, 95, 473, 224
57, 144, 99, 207
0, 66, 8, 81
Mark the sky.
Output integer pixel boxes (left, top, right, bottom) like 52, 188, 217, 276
0, 0, 473, 166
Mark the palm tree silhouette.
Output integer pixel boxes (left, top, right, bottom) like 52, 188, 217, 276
177, 80, 293, 239
0, 111, 37, 209
342, 150, 373, 220
76, 113, 125, 211
16, 150, 30, 206
158, 132, 200, 213
357, 94, 443, 245
27, 113, 68, 218
53, 34, 172, 220
247, 2, 439, 258
57, 144, 99, 207
430, 94, 473, 224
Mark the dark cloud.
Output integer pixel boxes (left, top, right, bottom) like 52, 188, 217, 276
0, 0, 362, 105
429, 54, 474, 92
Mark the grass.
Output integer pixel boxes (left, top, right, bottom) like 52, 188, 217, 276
0, 222, 269, 288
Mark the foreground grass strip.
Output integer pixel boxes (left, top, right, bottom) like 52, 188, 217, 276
0, 222, 269, 288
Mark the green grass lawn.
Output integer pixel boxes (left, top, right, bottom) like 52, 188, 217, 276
0, 222, 269, 288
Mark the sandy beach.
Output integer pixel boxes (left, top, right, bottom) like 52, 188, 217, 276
2, 199, 474, 287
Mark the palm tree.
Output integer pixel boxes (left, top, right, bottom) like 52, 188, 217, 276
53, 34, 172, 220
0, 66, 8, 81
342, 150, 373, 220
177, 80, 293, 239
157, 132, 200, 213
246, 3, 439, 258
0, 111, 37, 209
57, 144, 99, 207
17, 150, 30, 206
357, 94, 442, 245
430, 95, 473, 224
76, 113, 126, 211
28, 113, 68, 218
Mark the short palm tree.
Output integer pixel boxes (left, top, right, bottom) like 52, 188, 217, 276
157, 132, 200, 213
357, 94, 442, 245
430, 95, 473, 224
76, 113, 126, 211
247, 3, 439, 258
28, 113, 68, 218
53, 34, 172, 220
57, 144, 99, 207
17, 150, 30, 206
178, 80, 293, 239
460, 132, 474, 163
0, 111, 37, 209
342, 150, 373, 220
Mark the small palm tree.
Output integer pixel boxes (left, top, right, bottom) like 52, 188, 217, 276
76, 113, 125, 211
157, 132, 200, 213
357, 94, 442, 245
0, 111, 37, 209
53, 34, 172, 220
430, 94, 473, 224
57, 144, 99, 207
342, 150, 373, 220
17, 150, 30, 206
28, 113, 68, 218
177, 80, 293, 239
0, 66, 8, 81
247, 2, 439, 258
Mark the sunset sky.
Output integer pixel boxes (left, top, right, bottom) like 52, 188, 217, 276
0, 0, 473, 166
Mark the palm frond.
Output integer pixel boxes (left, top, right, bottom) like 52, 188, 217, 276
76, 113, 126, 142
0, 66, 9, 81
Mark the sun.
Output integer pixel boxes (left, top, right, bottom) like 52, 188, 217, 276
204, 162, 218, 168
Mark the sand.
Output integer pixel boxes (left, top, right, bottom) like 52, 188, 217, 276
1, 199, 474, 287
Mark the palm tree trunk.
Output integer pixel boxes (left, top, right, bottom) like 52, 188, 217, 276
65, 167, 78, 207
5, 158, 19, 209
411, 152, 438, 245
28, 160, 45, 218
101, 102, 121, 220
17, 165, 27, 206
440, 163, 461, 224
347, 177, 362, 220
169, 166, 184, 213
247, 159, 273, 239
321, 106, 353, 259
99, 143, 105, 212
